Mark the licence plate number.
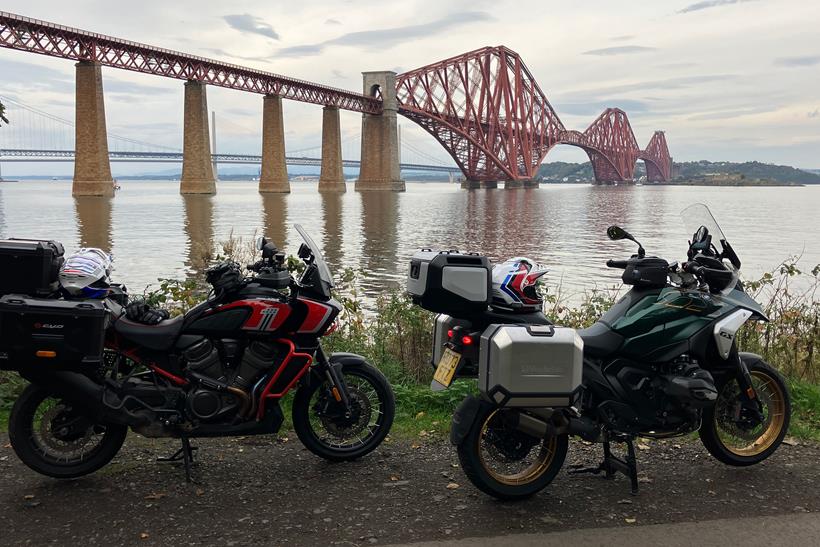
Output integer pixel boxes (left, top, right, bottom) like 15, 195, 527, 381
433, 347, 461, 388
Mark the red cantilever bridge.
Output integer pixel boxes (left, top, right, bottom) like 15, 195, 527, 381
0, 12, 671, 195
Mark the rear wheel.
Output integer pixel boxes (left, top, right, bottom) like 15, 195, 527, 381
292, 364, 395, 461
8, 384, 128, 478
457, 406, 568, 500
699, 359, 790, 466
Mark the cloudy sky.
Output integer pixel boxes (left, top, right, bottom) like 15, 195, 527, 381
1, 0, 819, 175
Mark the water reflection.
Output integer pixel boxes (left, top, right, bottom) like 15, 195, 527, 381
74, 197, 113, 251
182, 194, 214, 273
321, 192, 344, 271
260, 193, 288, 249
360, 191, 400, 282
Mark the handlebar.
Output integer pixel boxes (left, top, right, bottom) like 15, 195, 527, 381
606, 259, 629, 269
682, 261, 705, 276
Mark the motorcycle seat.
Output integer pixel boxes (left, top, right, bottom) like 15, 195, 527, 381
578, 321, 624, 358
114, 315, 185, 351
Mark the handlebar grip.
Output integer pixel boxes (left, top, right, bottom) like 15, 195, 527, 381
606, 259, 628, 269
683, 261, 705, 276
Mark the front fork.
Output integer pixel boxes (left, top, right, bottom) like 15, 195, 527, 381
315, 345, 353, 414
734, 353, 765, 420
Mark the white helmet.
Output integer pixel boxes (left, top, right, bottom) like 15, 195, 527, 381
491, 257, 549, 312
59, 248, 112, 298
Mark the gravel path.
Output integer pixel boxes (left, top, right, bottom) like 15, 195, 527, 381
0, 432, 817, 546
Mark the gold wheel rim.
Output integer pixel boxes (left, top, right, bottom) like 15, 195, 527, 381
715, 370, 787, 457
477, 409, 557, 486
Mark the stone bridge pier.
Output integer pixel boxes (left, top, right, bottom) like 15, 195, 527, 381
180, 81, 217, 194
356, 72, 405, 192
72, 61, 114, 197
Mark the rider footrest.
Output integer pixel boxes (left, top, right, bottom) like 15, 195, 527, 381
157, 436, 198, 483
568, 438, 639, 495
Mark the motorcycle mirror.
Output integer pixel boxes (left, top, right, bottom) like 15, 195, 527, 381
255, 236, 266, 251
607, 226, 633, 241
607, 225, 646, 258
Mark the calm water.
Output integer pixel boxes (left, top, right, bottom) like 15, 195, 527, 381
0, 180, 818, 300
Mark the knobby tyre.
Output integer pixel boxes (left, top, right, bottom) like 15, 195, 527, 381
699, 358, 791, 466
457, 405, 568, 500
8, 383, 128, 478
292, 363, 395, 461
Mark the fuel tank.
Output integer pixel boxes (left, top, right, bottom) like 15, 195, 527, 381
604, 287, 731, 360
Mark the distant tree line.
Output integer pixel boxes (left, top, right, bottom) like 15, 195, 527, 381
536, 159, 820, 184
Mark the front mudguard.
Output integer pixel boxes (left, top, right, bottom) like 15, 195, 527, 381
450, 395, 494, 447
300, 351, 371, 389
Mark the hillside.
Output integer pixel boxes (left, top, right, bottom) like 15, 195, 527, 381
537, 160, 820, 184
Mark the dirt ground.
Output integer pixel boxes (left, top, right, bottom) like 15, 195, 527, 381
0, 432, 817, 546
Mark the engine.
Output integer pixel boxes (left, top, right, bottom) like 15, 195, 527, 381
181, 338, 280, 422
604, 354, 718, 434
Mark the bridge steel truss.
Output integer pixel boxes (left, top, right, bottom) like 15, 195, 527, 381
0, 11, 381, 114
395, 46, 673, 183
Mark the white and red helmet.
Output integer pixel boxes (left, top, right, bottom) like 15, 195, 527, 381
491, 257, 548, 312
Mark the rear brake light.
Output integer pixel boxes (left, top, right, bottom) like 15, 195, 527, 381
447, 329, 454, 338
461, 335, 473, 346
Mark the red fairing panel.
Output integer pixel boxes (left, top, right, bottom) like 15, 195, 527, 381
297, 298, 336, 334
214, 300, 291, 332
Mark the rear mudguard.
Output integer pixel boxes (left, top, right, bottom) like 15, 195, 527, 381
450, 395, 494, 446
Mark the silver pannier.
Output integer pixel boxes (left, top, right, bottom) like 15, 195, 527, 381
478, 324, 583, 407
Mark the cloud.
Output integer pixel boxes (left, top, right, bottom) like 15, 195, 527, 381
554, 99, 652, 117
774, 55, 820, 67
809, 109, 819, 119
223, 14, 279, 40
678, 0, 758, 13
571, 74, 736, 98
610, 35, 635, 42
277, 11, 492, 58
201, 47, 273, 63
687, 105, 777, 121
582, 46, 656, 56
325, 18, 341, 25
331, 69, 345, 79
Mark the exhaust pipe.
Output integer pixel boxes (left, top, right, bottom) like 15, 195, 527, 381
20, 369, 149, 427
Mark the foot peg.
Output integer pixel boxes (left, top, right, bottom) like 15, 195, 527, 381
157, 436, 198, 482
569, 437, 639, 495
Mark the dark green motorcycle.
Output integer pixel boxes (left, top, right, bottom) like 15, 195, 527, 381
417, 204, 790, 500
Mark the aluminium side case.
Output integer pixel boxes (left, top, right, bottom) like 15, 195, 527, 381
478, 324, 583, 407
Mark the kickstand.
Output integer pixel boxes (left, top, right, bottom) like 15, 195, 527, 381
569, 437, 639, 495
157, 436, 198, 483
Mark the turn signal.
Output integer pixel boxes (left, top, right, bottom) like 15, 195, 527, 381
36, 350, 57, 358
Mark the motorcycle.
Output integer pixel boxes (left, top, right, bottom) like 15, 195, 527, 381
0, 224, 395, 480
408, 204, 791, 500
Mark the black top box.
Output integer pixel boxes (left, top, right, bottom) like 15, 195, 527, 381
0, 239, 65, 297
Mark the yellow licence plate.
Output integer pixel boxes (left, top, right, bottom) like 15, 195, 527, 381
433, 347, 461, 388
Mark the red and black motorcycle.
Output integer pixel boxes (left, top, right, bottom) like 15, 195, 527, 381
3, 225, 394, 480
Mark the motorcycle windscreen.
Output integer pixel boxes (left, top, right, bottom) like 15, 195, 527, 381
294, 223, 334, 290
680, 203, 741, 293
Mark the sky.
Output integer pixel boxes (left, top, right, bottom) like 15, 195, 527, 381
1, 0, 819, 176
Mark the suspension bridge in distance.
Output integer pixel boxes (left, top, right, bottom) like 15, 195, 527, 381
0, 148, 460, 174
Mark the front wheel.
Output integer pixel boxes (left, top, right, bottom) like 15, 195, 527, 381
8, 384, 128, 478
699, 358, 791, 466
457, 405, 568, 500
292, 363, 395, 461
